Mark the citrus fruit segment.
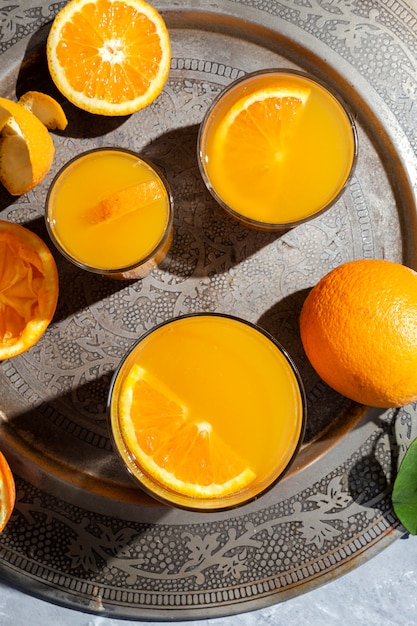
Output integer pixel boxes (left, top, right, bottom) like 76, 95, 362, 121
219, 86, 311, 132
0, 97, 55, 196
84, 179, 165, 225
0, 220, 59, 360
46, 0, 171, 116
119, 365, 187, 452
118, 364, 255, 498
0, 451, 15, 532
215, 86, 310, 186
300, 259, 417, 408
18, 91, 68, 130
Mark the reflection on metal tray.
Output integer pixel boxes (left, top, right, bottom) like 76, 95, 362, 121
0, 0, 416, 620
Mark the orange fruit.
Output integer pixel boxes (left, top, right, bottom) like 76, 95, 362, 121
0, 220, 59, 359
118, 364, 255, 498
0, 97, 55, 196
300, 259, 417, 408
214, 85, 310, 196
0, 451, 15, 532
46, 0, 171, 116
18, 91, 68, 130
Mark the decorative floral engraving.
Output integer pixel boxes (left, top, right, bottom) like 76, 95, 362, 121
393, 403, 417, 467
227, 0, 417, 154
2, 418, 398, 602
0, 2, 59, 53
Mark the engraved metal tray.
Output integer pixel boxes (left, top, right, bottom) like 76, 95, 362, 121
0, 0, 416, 620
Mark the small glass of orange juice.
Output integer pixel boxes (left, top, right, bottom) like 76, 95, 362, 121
45, 148, 173, 279
198, 69, 357, 230
108, 313, 306, 511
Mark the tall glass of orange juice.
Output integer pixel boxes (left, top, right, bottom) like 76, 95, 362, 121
108, 314, 306, 511
46, 148, 173, 279
198, 69, 357, 230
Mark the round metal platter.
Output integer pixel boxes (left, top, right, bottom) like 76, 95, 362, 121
0, 0, 416, 620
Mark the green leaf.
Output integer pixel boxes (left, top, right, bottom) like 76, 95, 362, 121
392, 437, 417, 535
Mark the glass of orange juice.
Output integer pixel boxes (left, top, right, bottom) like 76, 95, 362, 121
108, 313, 306, 511
198, 69, 357, 230
45, 148, 173, 279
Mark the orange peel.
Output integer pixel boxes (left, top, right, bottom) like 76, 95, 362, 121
18, 91, 68, 130
0, 97, 55, 196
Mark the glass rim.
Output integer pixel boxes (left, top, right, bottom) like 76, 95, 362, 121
107, 312, 307, 512
197, 68, 358, 231
45, 147, 174, 275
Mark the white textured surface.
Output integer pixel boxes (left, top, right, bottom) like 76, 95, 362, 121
1, 535, 416, 626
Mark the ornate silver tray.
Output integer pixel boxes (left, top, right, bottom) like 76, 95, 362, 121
0, 0, 416, 620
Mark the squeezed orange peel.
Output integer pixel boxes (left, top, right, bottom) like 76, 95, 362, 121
0, 96, 55, 196
0, 105, 12, 132
18, 91, 68, 130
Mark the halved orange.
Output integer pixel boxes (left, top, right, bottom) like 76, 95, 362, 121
118, 364, 255, 498
0, 97, 55, 196
0, 451, 15, 532
46, 0, 171, 116
0, 221, 59, 360
215, 86, 311, 189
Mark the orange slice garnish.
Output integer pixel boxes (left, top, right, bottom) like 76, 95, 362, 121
215, 86, 311, 189
118, 365, 255, 498
84, 179, 165, 225
0, 105, 12, 132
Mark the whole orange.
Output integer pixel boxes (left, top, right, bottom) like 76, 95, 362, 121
299, 259, 417, 408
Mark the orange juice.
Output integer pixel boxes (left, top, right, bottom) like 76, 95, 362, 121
198, 70, 357, 229
109, 314, 305, 510
46, 148, 172, 278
